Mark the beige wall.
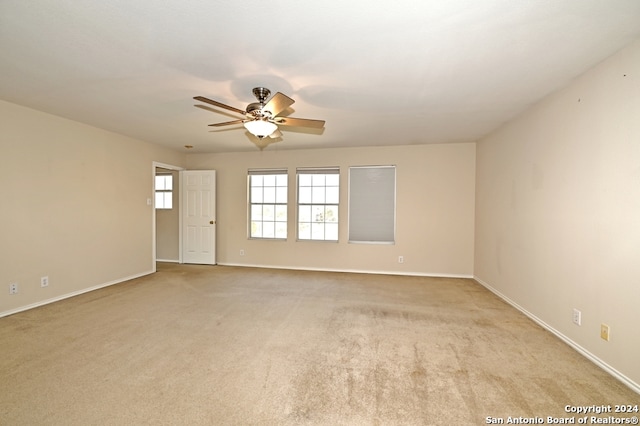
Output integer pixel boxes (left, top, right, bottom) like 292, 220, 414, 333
186, 143, 476, 276
475, 41, 640, 388
0, 100, 185, 315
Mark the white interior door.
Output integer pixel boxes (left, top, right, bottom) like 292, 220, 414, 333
181, 170, 216, 265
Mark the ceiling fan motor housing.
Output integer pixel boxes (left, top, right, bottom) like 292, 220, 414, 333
246, 102, 265, 114
248, 87, 274, 118
252, 87, 271, 103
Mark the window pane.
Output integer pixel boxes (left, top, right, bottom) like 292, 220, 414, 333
251, 175, 263, 186
163, 193, 172, 209
251, 204, 263, 220
311, 222, 325, 239
326, 174, 339, 186
312, 174, 325, 186
326, 186, 339, 204
325, 223, 339, 241
312, 205, 325, 223
299, 174, 312, 186
276, 174, 288, 186
325, 205, 338, 222
299, 205, 311, 222
155, 176, 165, 190
311, 186, 325, 204
298, 223, 310, 240
265, 187, 277, 203
299, 186, 312, 204
263, 175, 276, 186
263, 205, 275, 221
251, 221, 262, 238
262, 222, 275, 238
275, 205, 287, 220
156, 175, 172, 190
276, 186, 287, 203
164, 176, 173, 190
155, 192, 172, 209
251, 187, 263, 203
275, 222, 287, 239
263, 186, 276, 203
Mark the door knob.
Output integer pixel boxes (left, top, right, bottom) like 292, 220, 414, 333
210, 220, 215, 224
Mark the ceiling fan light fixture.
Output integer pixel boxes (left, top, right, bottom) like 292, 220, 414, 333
244, 119, 278, 138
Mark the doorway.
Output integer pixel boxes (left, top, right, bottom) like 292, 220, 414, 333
151, 163, 217, 270
152, 162, 183, 271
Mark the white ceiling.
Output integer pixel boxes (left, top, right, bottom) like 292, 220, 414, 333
2, 1, 640, 153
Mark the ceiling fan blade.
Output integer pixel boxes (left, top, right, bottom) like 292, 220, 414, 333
208, 119, 245, 127
274, 117, 325, 129
194, 96, 246, 115
194, 104, 219, 113
263, 92, 294, 116
268, 129, 283, 139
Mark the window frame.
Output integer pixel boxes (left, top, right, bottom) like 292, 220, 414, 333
296, 167, 340, 242
154, 174, 173, 210
248, 168, 289, 240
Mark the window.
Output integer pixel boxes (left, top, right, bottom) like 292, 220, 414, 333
297, 167, 340, 241
348, 165, 396, 243
249, 169, 288, 239
155, 174, 173, 209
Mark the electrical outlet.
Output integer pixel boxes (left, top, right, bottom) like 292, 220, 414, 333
240, 249, 245, 256
572, 308, 581, 326
600, 324, 610, 341
398, 256, 404, 264
41, 276, 49, 287
9, 283, 18, 295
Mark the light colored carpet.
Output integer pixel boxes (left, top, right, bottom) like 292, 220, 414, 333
1, 263, 638, 425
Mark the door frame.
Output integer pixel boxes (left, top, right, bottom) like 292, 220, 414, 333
152, 161, 185, 272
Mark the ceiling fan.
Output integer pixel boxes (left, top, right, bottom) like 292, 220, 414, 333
194, 87, 325, 139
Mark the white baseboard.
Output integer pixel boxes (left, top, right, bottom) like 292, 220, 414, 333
156, 258, 179, 263
473, 275, 640, 395
218, 262, 473, 279
0, 270, 154, 318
